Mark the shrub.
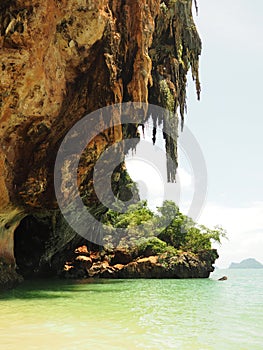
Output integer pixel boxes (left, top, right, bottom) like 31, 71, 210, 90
137, 237, 168, 257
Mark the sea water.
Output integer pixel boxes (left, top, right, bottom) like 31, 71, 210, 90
0, 269, 262, 349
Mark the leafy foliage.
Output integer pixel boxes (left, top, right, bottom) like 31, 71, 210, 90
102, 200, 226, 255
137, 237, 168, 257
157, 201, 226, 253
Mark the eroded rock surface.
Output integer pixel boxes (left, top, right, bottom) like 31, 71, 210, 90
0, 0, 202, 288
61, 245, 218, 279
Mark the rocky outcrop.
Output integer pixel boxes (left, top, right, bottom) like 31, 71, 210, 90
61, 246, 218, 279
218, 276, 227, 281
0, 0, 201, 288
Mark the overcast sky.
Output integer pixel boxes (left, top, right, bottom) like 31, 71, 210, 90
127, 0, 263, 268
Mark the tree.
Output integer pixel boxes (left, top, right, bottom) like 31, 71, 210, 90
102, 199, 227, 254
157, 200, 187, 248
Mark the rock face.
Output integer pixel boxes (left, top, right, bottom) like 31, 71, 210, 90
0, 0, 202, 288
61, 246, 218, 279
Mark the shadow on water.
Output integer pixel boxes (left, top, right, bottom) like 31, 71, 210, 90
0, 277, 220, 301
0, 278, 130, 301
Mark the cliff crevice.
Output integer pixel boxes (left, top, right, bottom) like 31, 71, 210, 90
0, 0, 202, 288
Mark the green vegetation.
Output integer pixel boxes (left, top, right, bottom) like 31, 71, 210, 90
159, 79, 175, 113
102, 200, 226, 255
137, 237, 168, 256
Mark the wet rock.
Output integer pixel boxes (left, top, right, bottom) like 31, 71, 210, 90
87, 261, 110, 278
110, 249, 133, 265
218, 276, 228, 281
117, 256, 163, 278
59, 247, 219, 280
75, 255, 93, 270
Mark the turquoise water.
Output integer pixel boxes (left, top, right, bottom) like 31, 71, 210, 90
0, 269, 262, 349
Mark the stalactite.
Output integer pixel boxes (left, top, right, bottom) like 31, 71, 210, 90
149, 0, 201, 182
0, 0, 201, 285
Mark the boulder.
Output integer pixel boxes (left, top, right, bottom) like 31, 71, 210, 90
218, 276, 228, 281
110, 249, 134, 265
74, 246, 89, 257
75, 255, 93, 270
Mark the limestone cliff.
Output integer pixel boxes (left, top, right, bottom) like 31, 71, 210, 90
61, 246, 219, 280
0, 0, 201, 288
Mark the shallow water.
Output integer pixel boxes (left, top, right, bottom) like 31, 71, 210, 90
0, 269, 262, 349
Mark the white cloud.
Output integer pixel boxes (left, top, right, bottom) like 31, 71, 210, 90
177, 167, 193, 188
126, 155, 195, 211
126, 153, 263, 269
197, 201, 263, 268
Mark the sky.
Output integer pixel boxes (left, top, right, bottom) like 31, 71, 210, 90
126, 0, 263, 268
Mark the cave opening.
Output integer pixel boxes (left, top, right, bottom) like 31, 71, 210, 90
14, 215, 52, 278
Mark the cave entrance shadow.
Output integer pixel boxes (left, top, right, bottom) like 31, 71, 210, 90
0, 278, 129, 300
14, 215, 52, 279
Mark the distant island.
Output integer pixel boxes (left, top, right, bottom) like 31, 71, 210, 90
229, 258, 263, 269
